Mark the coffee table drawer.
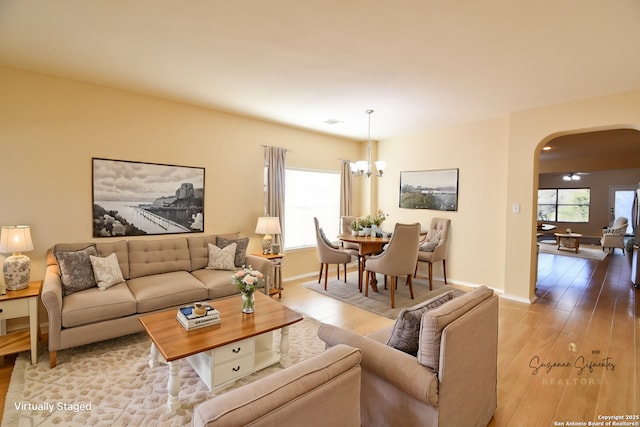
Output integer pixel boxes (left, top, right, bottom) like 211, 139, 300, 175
213, 338, 255, 364
214, 354, 254, 386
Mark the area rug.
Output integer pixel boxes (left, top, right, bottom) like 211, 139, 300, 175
538, 242, 608, 261
2, 317, 324, 427
303, 272, 462, 319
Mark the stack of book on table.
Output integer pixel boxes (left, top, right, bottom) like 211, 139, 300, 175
177, 303, 221, 330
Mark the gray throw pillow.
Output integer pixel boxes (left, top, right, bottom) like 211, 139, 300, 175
387, 291, 455, 355
216, 236, 249, 267
420, 241, 437, 252
55, 245, 98, 296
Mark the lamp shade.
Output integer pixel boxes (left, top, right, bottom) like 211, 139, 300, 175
255, 217, 281, 235
0, 225, 34, 254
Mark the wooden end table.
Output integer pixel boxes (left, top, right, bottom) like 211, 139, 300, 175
139, 292, 302, 411
554, 232, 583, 254
0, 280, 42, 365
252, 252, 284, 298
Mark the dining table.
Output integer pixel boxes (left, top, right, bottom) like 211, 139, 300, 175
338, 232, 391, 293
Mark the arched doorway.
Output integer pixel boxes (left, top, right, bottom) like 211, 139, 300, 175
533, 127, 640, 292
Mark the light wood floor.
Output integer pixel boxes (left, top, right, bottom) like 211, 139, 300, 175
1, 251, 637, 425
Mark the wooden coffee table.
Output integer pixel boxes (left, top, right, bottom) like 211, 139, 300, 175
554, 232, 583, 254
139, 292, 303, 411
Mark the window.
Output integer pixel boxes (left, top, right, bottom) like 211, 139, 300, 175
284, 169, 340, 250
537, 188, 590, 222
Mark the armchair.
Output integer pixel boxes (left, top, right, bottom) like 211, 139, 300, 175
601, 217, 628, 254
415, 218, 450, 290
192, 344, 362, 427
318, 286, 498, 427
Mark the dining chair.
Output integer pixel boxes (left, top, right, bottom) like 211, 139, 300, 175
364, 222, 420, 308
314, 217, 353, 290
415, 217, 450, 290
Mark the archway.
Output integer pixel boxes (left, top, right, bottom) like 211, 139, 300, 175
531, 127, 640, 296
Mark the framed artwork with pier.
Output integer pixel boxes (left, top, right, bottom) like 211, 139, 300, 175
92, 158, 205, 237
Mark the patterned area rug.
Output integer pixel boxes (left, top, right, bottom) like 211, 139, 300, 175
303, 272, 462, 319
2, 317, 324, 427
538, 242, 609, 261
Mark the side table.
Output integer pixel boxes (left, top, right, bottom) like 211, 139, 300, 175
252, 253, 284, 298
0, 280, 42, 364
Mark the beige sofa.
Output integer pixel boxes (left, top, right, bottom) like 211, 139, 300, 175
42, 233, 271, 368
192, 344, 362, 427
318, 286, 498, 427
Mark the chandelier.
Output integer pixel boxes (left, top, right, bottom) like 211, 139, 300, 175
350, 109, 386, 178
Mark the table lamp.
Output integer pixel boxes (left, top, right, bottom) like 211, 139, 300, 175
255, 217, 281, 255
0, 225, 34, 290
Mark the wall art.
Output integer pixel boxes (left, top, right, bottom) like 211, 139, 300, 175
399, 168, 459, 211
92, 158, 205, 237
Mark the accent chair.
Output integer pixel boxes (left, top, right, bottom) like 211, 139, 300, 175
415, 218, 450, 290
314, 217, 352, 290
600, 216, 628, 254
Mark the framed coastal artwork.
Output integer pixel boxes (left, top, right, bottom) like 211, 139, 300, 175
92, 158, 205, 237
399, 168, 459, 211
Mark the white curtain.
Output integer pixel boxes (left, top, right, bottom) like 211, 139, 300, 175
264, 146, 287, 249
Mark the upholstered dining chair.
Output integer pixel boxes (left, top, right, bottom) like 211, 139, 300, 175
415, 217, 451, 290
314, 217, 353, 290
364, 222, 420, 308
601, 217, 628, 254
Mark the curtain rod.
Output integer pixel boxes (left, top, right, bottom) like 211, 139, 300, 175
261, 145, 293, 152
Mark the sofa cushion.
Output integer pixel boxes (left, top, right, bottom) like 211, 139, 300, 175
216, 236, 249, 267
55, 245, 98, 296
191, 268, 239, 299
387, 291, 454, 355
187, 235, 218, 271
126, 271, 208, 313
90, 253, 125, 291
128, 237, 191, 279
417, 285, 494, 371
206, 243, 237, 271
61, 282, 137, 328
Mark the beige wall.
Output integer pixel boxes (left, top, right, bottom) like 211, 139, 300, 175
3, 66, 640, 303
0, 66, 361, 281
376, 118, 510, 290
506, 90, 640, 301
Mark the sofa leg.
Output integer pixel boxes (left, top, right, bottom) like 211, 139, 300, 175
49, 351, 57, 369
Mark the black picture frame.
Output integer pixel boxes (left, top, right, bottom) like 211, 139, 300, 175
92, 158, 205, 237
399, 168, 459, 211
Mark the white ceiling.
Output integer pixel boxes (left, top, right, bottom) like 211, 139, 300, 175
1, 0, 640, 141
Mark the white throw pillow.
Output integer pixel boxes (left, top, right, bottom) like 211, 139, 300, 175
89, 253, 125, 291
207, 243, 237, 271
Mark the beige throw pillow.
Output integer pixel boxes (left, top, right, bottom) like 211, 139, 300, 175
206, 243, 237, 271
90, 253, 125, 291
